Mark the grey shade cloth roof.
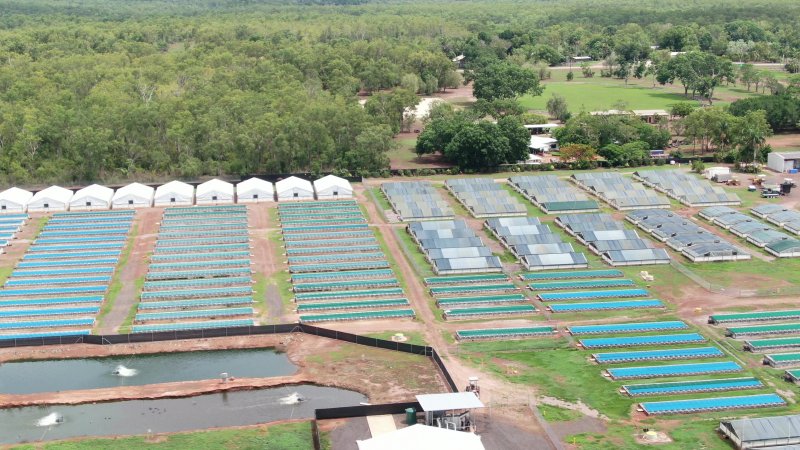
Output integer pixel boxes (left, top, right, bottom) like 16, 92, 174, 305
523, 252, 588, 267
416, 392, 485, 411
383, 181, 454, 220
445, 178, 526, 217
700, 205, 738, 218
751, 204, 788, 216
721, 414, 800, 444
604, 248, 670, 262
634, 169, 741, 206
682, 242, 748, 258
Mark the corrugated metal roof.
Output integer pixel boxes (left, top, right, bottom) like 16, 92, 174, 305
721, 414, 800, 444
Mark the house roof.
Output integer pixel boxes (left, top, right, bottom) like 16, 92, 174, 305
113, 182, 154, 200
236, 177, 274, 194
0, 187, 33, 205
154, 180, 194, 197
530, 136, 557, 146
31, 186, 73, 203
721, 414, 800, 444
275, 176, 313, 193
314, 174, 352, 192
196, 179, 234, 196
357, 424, 485, 450
71, 184, 113, 203
416, 392, 485, 411
773, 152, 800, 159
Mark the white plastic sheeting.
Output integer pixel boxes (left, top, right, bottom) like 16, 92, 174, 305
196, 179, 235, 204
236, 178, 274, 203
112, 182, 155, 209
69, 184, 114, 211
27, 186, 74, 212
154, 180, 194, 206
275, 176, 313, 202
0, 187, 33, 213
313, 175, 353, 199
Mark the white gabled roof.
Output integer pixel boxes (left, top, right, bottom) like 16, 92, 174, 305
416, 392, 485, 411
314, 175, 351, 191
113, 182, 154, 200
71, 184, 114, 204
196, 179, 234, 197
0, 187, 33, 205
530, 136, 557, 146
357, 424, 484, 450
275, 176, 313, 193
155, 180, 194, 197
31, 185, 73, 204
236, 177, 274, 194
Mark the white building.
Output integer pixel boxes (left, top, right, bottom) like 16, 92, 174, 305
313, 175, 353, 199
196, 179, 235, 205
275, 176, 314, 202
529, 136, 559, 153
28, 186, 74, 212
0, 187, 33, 214
154, 180, 194, 206
702, 166, 731, 180
236, 178, 274, 203
69, 184, 114, 211
768, 151, 800, 173
112, 182, 155, 209
524, 123, 560, 135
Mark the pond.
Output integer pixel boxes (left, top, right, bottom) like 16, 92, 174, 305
0, 348, 296, 394
0, 384, 366, 444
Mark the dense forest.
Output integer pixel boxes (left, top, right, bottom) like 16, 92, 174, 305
1, 0, 800, 184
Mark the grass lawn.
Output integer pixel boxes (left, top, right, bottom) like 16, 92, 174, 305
520, 70, 765, 114
539, 403, 583, 422
365, 330, 427, 346
10, 421, 314, 450
117, 276, 145, 334
95, 223, 139, 331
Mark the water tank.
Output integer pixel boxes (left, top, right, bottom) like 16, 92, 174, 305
405, 407, 417, 425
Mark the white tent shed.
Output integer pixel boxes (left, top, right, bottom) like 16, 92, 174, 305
236, 178, 274, 203
196, 179, 235, 205
112, 183, 155, 209
28, 186, 73, 212
0, 187, 33, 214
357, 424, 484, 450
314, 175, 353, 199
275, 176, 313, 202
154, 180, 194, 206
69, 184, 114, 211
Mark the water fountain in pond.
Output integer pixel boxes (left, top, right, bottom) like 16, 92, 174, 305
279, 392, 305, 405
36, 413, 63, 427
112, 365, 138, 377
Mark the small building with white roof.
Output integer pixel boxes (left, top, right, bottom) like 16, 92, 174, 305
112, 182, 155, 209
314, 175, 353, 199
0, 187, 33, 213
196, 179, 235, 205
154, 180, 194, 206
236, 178, 274, 203
529, 135, 558, 153
27, 186, 74, 212
69, 184, 114, 211
275, 176, 314, 202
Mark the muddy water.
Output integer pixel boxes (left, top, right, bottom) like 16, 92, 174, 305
0, 348, 296, 394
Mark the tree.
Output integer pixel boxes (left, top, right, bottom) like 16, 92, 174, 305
669, 102, 695, 118
473, 98, 525, 118
734, 110, 772, 163
472, 61, 543, 101
566, 71, 574, 81
729, 95, 800, 131
559, 144, 596, 164
787, 60, 800, 74
546, 94, 570, 122
580, 63, 595, 78
659, 26, 698, 52
738, 64, 759, 91
530, 44, 565, 66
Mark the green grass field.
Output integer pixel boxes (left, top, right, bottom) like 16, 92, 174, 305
9, 421, 314, 450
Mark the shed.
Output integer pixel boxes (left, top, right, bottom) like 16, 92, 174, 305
236, 178, 274, 203
27, 186, 73, 212
529, 136, 558, 153
314, 175, 353, 199
196, 179, 235, 205
357, 424, 484, 450
0, 187, 33, 214
416, 392, 485, 432
524, 124, 560, 135
720, 414, 800, 449
69, 184, 114, 211
275, 176, 313, 202
768, 151, 800, 173
154, 180, 194, 206
112, 182, 155, 209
